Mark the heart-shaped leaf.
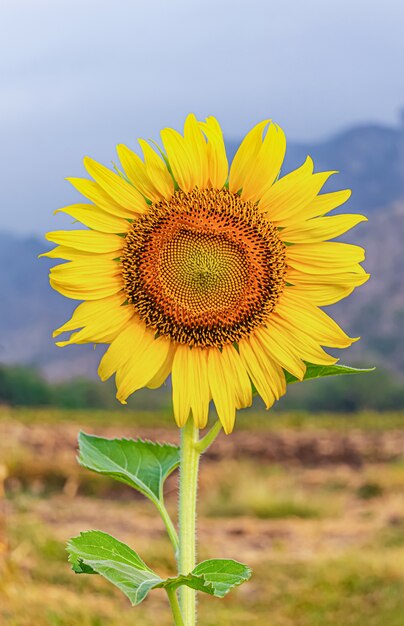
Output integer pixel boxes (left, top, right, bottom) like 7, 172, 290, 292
78, 432, 180, 505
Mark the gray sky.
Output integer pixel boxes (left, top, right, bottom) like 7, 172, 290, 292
1, 0, 404, 234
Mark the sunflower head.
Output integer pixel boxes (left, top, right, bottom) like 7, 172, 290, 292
121, 187, 287, 348
44, 114, 369, 433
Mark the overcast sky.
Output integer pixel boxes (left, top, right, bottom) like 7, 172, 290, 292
1, 0, 404, 234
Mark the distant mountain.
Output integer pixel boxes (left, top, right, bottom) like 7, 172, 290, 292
0, 233, 102, 380
1, 120, 403, 379
333, 202, 404, 373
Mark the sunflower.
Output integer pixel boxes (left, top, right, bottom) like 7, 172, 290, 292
44, 115, 368, 433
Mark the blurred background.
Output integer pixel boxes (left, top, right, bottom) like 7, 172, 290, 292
1, 1, 404, 624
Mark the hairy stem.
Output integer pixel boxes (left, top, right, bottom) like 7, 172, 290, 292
178, 419, 200, 625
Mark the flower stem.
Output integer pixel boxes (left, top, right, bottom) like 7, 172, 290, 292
178, 419, 200, 625
166, 587, 185, 626
195, 420, 222, 454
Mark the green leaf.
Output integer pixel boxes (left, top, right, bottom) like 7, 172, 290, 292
285, 363, 375, 385
67, 531, 162, 606
191, 559, 251, 596
157, 572, 215, 595
160, 559, 252, 597
67, 533, 252, 606
71, 559, 97, 575
78, 432, 180, 505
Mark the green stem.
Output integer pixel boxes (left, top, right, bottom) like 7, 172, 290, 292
195, 421, 222, 454
178, 419, 200, 626
166, 587, 185, 626
155, 500, 180, 558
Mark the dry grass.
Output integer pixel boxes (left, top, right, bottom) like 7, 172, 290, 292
1, 408, 404, 625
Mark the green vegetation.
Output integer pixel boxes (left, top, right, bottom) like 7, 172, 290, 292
277, 367, 404, 412
0, 365, 52, 407
356, 481, 384, 500
1, 364, 404, 415
0, 365, 169, 411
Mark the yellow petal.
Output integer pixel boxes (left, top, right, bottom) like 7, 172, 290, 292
53, 293, 127, 336
54, 298, 133, 347
56, 311, 132, 346
147, 342, 177, 389
67, 177, 138, 219
253, 333, 288, 400
46, 230, 123, 253
199, 116, 228, 188
238, 336, 285, 409
54, 203, 130, 234
291, 283, 361, 305
50, 277, 122, 301
49, 258, 122, 300
285, 272, 370, 305
138, 140, 174, 198
84, 157, 147, 214
270, 314, 338, 366
117, 144, 162, 201
184, 113, 209, 189
280, 214, 367, 244
221, 344, 252, 410
239, 123, 286, 203
260, 166, 337, 225
207, 348, 237, 434
253, 339, 287, 400
116, 334, 171, 403
171, 345, 192, 427
160, 115, 210, 192
160, 128, 194, 192
229, 120, 269, 194
188, 348, 210, 428
40, 245, 119, 260
302, 189, 352, 220
275, 290, 357, 348
286, 242, 365, 275
50, 258, 121, 280
287, 263, 367, 280
254, 324, 306, 380
98, 319, 146, 381
257, 156, 313, 215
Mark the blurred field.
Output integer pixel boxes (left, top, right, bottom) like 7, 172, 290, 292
1, 407, 404, 626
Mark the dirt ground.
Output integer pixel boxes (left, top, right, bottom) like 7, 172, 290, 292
2, 412, 404, 625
